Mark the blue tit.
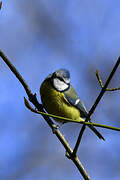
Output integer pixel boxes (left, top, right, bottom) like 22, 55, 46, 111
40, 69, 105, 140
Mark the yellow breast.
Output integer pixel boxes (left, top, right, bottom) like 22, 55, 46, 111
40, 79, 84, 123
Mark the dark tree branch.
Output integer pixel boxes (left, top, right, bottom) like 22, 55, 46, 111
73, 57, 120, 156
90, 57, 120, 115
73, 124, 86, 156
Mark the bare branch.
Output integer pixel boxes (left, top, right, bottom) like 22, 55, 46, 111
96, 70, 120, 91
90, 57, 120, 115
73, 57, 120, 155
73, 124, 86, 156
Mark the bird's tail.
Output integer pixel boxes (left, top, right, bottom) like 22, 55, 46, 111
66, 116, 105, 140
78, 116, 105, 140
88, 124, 105, 141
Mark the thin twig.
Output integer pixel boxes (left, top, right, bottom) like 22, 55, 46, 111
73, 57, 120, 155
106, 87, 120, 91
96, 70, 120, 91
96, 70, 103, 88
0, 49, 91, 180
24, 97, 120, 131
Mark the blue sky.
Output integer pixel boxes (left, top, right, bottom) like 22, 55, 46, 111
0, 1, 120, 180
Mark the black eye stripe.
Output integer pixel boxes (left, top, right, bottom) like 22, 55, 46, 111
58, 77, 64, 82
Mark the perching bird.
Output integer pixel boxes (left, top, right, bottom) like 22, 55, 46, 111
40, 69, 105, 140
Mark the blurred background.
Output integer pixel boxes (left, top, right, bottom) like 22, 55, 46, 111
0, 0, 120, 180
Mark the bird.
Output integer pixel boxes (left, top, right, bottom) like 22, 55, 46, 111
40, 69, 105, 140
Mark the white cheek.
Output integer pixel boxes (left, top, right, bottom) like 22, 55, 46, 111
53, 78, 69, 91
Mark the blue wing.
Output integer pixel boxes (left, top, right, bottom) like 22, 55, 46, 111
63, 85, 88, 118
